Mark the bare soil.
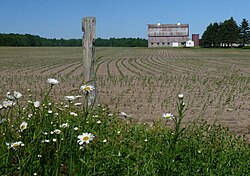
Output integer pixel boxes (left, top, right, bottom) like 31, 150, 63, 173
0, 47, 249, 141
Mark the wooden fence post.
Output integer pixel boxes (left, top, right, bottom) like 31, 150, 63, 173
82, 17, 97, 108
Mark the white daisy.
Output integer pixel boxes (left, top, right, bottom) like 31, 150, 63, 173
74, 102, 82, 106
7, 141, 24, 149
162, 113, 174, 120
119, 111, 127, 117
33, 101, 40, 108
178, 94, 184, 99
80, 84, 95, 93
20, 121, 28, 132
74, 127, 79, 131
64, 96, 77, 101
97, 120, 101, 124
47, 78, 59, 85
54, 129, 61, 134
59, 123, 69, 128
70, 112, 78, 117
77, 133, 95, 145
2, 100, 15, 108
14, 91, 22, 99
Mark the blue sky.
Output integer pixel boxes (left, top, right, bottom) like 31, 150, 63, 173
1, 0, 249, 39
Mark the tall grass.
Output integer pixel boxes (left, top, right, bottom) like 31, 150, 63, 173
0, 79, 249, 175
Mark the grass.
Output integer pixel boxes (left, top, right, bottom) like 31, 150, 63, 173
0, 81, 249, 175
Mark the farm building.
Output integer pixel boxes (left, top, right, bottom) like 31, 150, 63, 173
185, 40, 194, 47
147, 23, 189, 47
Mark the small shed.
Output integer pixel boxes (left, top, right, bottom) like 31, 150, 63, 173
185, 40, 194, 47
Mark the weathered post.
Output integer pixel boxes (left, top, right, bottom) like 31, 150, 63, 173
82, 17, 97, 108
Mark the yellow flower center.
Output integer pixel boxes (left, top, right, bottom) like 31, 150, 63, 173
84, 86, 91, 91
82, 136, 89, 141
12, 143, 19, 147
20, 125, 25, 129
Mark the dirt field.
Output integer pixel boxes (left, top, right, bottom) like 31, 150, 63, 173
0, 47, 249, 140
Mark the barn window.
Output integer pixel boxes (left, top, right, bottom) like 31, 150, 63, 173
162, 42, 165, 45
157, 43, 159, 45
151, 43, 154, 45
167, 42, 170, 45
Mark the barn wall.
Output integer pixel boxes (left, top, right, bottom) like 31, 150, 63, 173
147, 24, 189, 47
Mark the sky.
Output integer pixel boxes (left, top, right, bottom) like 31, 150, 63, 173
0, 0, 250, 39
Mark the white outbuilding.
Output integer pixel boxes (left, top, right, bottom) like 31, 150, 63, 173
185, 40, 194, 47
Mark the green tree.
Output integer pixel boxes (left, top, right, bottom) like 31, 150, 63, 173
239, 18, 250, 46
220, 17, 239, 47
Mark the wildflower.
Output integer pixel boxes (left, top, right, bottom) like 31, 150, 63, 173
77, 133, 95, 145
80, 84, 95, 93
162, 113, 174, 120
43, 132, 48, 135
97, 120, 101, 124
119, 111, 127, 118
70, 112, 78, 117
53, 138, 57, 142
108, 113, 113, 117
50, 131, 54, 134
144, 139, 148, 142
92, 115, 98, 118
103, 139, 107, 143
60, 123, 69, 128
118, 151, 121, 157
6, 92, 14, 100
47, 78, 59, 85
74, 127, 79, 131
20, 121, 28, 132
34, 173, 37, 176
14, 91, 22, 99
64, 96, 77, 101
7, 141, 24, 149
74, 102, 82, 106
178, 93, 184, 99
33, 101, 40, 108
2, 100, 15, 108
37, 155, 42, 158
0, 104, 3, 109
48, 110, 53, 114
43, 139, 50, 143
54, 129, 61, 134
28, 114, 33, 118
117, 131, 121, 135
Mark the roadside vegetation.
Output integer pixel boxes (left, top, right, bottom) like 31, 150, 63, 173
0, 79, 249, 175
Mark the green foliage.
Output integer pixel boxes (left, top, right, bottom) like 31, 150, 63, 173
242, 46, 250, 49
94, 37, 148, 47
0, 33, 81, 47
0, 33, 148, 47
201, 17, 242, 48
0, 84, 249, 175
239, 18, 250, 46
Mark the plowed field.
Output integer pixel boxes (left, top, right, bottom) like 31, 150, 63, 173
0, 47, 249, 140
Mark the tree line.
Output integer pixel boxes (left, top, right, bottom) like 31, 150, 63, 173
0, 33, 148, 47
201, 17, 250, 47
